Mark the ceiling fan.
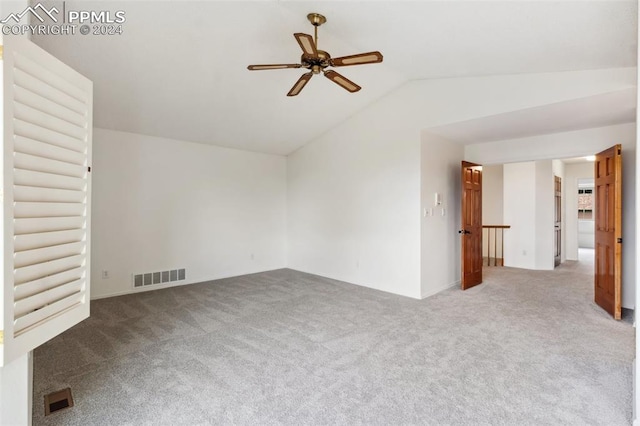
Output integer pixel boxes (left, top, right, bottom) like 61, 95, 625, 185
247, 13, 383, 96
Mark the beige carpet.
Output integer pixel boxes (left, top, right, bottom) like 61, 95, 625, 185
33, 250, 634, 425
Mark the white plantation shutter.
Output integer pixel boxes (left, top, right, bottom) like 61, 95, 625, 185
1, 37, 92, 366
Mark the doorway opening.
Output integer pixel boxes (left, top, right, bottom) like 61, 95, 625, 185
479, 156, 599, 273
576, 179, 595, 258
471, 152, 628, 320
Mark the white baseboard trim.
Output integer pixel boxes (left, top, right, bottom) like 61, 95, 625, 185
90, 267, 285, 300
421, 280, 460, 299
285, 268, 420, 299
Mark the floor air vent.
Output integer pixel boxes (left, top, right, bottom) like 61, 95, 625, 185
44, 388, 74, 416
133, 268, 186, 288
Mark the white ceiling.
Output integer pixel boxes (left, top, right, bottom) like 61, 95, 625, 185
578, 178, 595, 188
31, 1, 638, 155
564, 157, 595, 164
426, 88, 637, 144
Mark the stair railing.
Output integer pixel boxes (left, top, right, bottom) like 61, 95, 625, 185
482, 225, 511, 266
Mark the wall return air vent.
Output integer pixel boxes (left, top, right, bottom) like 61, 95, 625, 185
133, 268, 186, 288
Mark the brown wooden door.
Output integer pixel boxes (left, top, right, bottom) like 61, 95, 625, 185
594, 145, 622, 320
554, 176, 562, 267
460, 161, 482, 289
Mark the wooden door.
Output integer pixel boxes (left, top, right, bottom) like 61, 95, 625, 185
594, 145, 622, 320
554, 176, 562, 267
460, 162, 482, 289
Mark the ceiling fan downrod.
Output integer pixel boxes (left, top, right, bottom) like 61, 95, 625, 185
307, 13, 326, 49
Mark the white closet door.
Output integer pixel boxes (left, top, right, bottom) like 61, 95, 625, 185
1, 37, 92, 366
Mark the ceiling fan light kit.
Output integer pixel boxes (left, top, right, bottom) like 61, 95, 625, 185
247, 13, 383, 96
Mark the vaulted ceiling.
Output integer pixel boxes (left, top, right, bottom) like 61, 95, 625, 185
32, 1, 638, 155
427, 88, 637, 145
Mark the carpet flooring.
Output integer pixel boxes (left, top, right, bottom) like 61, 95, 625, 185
33, 251, 634, 425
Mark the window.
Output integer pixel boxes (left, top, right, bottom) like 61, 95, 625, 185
578, 188, 594, 219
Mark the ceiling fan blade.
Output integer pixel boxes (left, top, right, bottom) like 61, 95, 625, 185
324, 70, 361, 93
294, 33, 318, 57
331, 51, 383, 67
247, 64, 302, 71
287, 72, 313, 97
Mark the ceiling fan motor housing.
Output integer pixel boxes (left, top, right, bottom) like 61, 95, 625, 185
302, 50, 331, 74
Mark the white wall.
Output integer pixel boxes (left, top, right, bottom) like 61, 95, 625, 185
481, 162, 562, 265
578, 221, 595, 248
401, 68, 635, 128
565, 163, 596, 259
503, 162, 537, 269
482, 165, 504, 225
502, 161, 557, 271
0, 353, 31, 426
286, 113, 422, 298
91, 128, 287, 299
482, 164, 505, 260
465, 123, 636, 164
466, 123, 636, 308
288, 68, 635, 300
535, 160, 555, 270
421, 133, 464, 298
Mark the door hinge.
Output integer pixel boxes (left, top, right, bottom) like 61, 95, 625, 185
617, 237, 623, 243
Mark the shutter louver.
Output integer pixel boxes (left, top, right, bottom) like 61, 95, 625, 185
1, 37, 92, 365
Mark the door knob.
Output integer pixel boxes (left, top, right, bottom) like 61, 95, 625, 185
458, 230, 471, 234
